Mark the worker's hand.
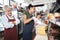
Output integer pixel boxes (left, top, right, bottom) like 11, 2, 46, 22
12, 21, 16, 25
32, 17, 36, 20
34, 22, 38, 26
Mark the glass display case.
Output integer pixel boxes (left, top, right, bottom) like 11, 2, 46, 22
0, 12, 4, 32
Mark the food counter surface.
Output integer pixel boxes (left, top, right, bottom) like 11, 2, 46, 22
50, 19, 60, 27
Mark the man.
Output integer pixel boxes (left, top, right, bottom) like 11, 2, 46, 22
12, 4, 19, 38
23, 4, 35, 40
12, 4, 18, 18
2, 5, 20, 40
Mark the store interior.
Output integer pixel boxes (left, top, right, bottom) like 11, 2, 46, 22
0, 0, 60, 40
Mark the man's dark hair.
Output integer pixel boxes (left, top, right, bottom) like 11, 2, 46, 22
36, 12, 42, 18
27, 4, 34, 9
36, 12, 42, 16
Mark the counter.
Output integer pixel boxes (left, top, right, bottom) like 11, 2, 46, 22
49, 19, 60, 40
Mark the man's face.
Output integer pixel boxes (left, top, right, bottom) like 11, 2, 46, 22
6, 7, 11, 12
6, 7, 12, 16
13, 4, 17, 8
37, 15, 41, 18
30, 7, 35, 13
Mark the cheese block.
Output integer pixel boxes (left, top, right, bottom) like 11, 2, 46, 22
36, 26, 47, 35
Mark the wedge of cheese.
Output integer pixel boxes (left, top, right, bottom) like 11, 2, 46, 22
36, 26, 47, 35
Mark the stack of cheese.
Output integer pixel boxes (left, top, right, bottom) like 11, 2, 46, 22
36, 25, 47, 35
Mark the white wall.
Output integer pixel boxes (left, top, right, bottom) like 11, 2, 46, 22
4, 0, 9, 6
0, 0, 3, 5
0, 0, 10, 7
0, 0, 4, 7
14, 0, 29, 8
24, 0, 56, 5
31, 0, 56, 5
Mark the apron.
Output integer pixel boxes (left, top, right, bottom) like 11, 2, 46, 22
4, 15, 18, 40
23, 12, 34, 40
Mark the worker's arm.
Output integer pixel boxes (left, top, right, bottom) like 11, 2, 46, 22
23, 14, 33, 24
